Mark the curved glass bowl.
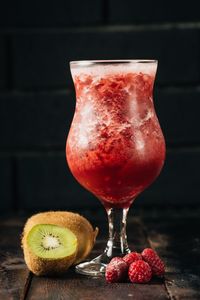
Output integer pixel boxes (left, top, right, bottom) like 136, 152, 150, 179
66, 59, 165, 276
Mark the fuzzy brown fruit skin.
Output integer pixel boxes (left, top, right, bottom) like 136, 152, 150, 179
23, 243, 77, 276
22, 211, 98, 265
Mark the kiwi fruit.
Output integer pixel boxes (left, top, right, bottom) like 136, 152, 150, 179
23, 223, 77, 276
22, 211, 98, 267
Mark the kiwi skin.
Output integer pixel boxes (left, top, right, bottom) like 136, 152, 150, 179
24, 251, 76, 276
23, 225, 78, 276
22, 211, 98, 265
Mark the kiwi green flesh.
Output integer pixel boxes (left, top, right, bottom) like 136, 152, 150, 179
27, 224, 77, 259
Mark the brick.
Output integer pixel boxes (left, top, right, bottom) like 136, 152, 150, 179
17, 153, 100, 210
0, 37, 6, 89
0, 156, 13, 213
0, 90, 75, 149
109, 0, 200, 23
12, 28, 199, 89
0, 88, 200, 149
0, 0, 102, 27
17, 150, 200, 211
138, 149, 200, 207
155, 87, 200, 146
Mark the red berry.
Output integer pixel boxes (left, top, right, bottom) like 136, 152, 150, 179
123, 252, 142, 266
105, 257, 128, 283
109, 257, 124, 265
142, 248, 165, 277
128, 260, 152, 283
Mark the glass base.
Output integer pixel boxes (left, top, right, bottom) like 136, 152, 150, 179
76, 207, 131, 276
75, 253, 108, 276
75, 246, 131, 276
75, 261, 106, 276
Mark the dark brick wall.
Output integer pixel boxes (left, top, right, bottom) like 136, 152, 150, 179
108, 0, 200, 23
0, 1, 200, 213
0, 37, 7, 89
12, 28, 199, 89
0, 0, 103, 27
0, 156, 13, 211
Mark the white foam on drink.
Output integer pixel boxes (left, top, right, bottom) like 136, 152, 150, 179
135, 131, 145, 151
71, 61, 157, 79
71, 99, 97, 148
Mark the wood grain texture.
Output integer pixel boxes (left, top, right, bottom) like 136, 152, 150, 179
26, 273, 168, 300
142, 212, 200, 299
0, 217, 31, 300
25, 218, 168, 300
1, 212, 200, 299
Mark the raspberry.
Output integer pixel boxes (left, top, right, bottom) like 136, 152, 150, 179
109, 257, 124, 265
142, 248, 165, 277
128, 260, 152, 283
123, 252, 142, 266
105, 257, 128, 283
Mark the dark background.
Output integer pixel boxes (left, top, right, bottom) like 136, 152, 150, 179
0, 0, 200, 215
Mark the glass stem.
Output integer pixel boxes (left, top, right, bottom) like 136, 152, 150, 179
104, 207, 130, 258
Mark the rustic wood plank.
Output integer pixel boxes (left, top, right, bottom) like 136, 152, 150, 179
0, 217, 31, 300
142, 213, 200, 299
26, 217, 168, 300
4, 212, 200, 300
27, 272, 168, 300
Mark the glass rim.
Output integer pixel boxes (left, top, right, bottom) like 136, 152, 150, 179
70, 59, 157, 67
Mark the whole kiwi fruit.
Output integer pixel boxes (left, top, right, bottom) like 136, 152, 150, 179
22, 211, 98, 271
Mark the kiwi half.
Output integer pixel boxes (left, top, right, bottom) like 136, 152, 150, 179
23, 224, 77, 276
23, 211, 98, 265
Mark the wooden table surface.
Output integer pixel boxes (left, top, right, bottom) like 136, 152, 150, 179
0, 209, 200, 300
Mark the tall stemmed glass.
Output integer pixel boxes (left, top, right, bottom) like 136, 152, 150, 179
66, 60, 165, 276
